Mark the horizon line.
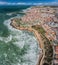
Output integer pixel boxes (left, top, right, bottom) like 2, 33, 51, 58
0, 1, 58, 6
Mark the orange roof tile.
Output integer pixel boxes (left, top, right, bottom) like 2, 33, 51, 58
54, 60, 58, 64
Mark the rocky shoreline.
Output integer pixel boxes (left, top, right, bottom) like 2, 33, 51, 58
10, 19, 45, 65
9, 6, 55, 65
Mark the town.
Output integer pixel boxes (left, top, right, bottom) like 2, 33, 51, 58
11, 6, 58, 65
21, 6, 58, 42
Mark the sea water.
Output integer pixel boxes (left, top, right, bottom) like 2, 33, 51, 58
0, 5, 41, 65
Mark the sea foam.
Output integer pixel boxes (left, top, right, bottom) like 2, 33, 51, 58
2, 18, 42, 65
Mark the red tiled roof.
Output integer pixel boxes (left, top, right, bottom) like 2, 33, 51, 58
55, 51, 58, 55
54, 60, 58, 64
55, 55, 58, 59
55, 46, 58, 50
54, 46, 58, 54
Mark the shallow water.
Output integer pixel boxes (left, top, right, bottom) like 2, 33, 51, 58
0, 6, 41, 65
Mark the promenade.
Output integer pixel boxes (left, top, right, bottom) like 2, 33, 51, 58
11, 20, 45, 65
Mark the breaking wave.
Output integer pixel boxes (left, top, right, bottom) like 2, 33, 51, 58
0, 18, 42, 65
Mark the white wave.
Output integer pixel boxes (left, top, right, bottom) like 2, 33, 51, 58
3, 17, 42, 65
0, 35, 12, 43
6, 13, 13, 16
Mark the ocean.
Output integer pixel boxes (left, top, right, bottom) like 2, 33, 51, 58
0, 5, 41, 65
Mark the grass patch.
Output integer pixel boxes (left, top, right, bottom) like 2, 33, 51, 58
32, 25, 53, 65
32, 25, 45, 35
